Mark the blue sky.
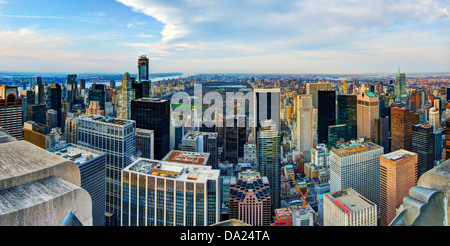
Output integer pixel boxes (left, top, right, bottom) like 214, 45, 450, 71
0, 0, 449, 74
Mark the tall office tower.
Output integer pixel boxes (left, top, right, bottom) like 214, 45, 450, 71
77, 115, 136, 226
224, 116, 247, 163
48, 144, 106, 226
343, 79, 348, 94
357, 92, 379, 140
374, 115, 390, 153
137, 55, 149, 82
86, 101, 105, 116
49, 83, 62, 128
35, 76, 45, 105
0, 85, 23, 140
27, 104, 46, 125
121, 158, 220, 226
318, 90, 336, 144
410, 90, 421, 112
328, 124, 346, 147
390, 105, 419, 152
330, 142, 383, 206
296, 94, 315, 157
181, 131, 219, 168
117, 72, 135, 119
64, 116, 78, 144
257, 119, 281, 211
434, 98, 441, 113
254, 88, 281, 135
244, 143, 257, 164
88, 89, 106, 112
445, 120, 450, 161
0, 140, 93, 226
171, 123, 185, 150
323, 188, 377, 226
429, 107, 440, 131
131, 98, 170, 160
66, 74, 77, 105
306, 82, 333, 107
46, 109, 58, 129
79, 79, 86, 93
229, 170, 271, 226
412, 124, 434, 180
379, 150, 418, 226
337, 94, 357, 141
136, 128, 154, 159
395, 69, 407, 105
433, 128, 444, 165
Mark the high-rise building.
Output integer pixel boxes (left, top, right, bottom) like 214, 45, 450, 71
318, 90, 336, 144
224, 115, 247, 164
86, 101, 105, 116
330, 142, 383, 206
131, 98, 170, 160
433, 128, 445, 166
117, 72, 135, 119
296, 94, 316, 157
429, 107, 440, 131
121, 158, 220, 226
323, 188, 377, 226
66, 74, 77, 105
379, 150, 417, 226
412, 124, 434, 180
374, 115, 390, 153
136, 128, 154, 159
46, 109, 58, 129
357, 92, 379, 140
306, 82, 333, 108
49, 83, 62, 128
162, 150, 210, 166
254, 88, 281, 134
446, 119, 450, 160
77, 115, 136, 226
48, 144, 106, 226
88, 89, 106, 112
137, 55, 149, 82
0, 85, 23, 140
328, 124, 346, 147
181, 131, 218, 169
64, 116, 78, 144
391, 105, 420, 151
257, 119, 281, 211
229, 170, 271, 226
410, 90, 421, 113
337, 94, 357, 141
395, 70, 407, 105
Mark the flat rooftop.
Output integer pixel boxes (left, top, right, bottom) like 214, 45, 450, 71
82, 115, 134, 126
48, 144, 104, 166
382, 149, 416, 162
124, 158, 219, 182
163, 150, 209, 165
326, 189, 375, 214
332, 142, 382, 157
183, 131, 218, 140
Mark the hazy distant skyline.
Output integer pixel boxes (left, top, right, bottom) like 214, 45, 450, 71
0, 0, 449, 74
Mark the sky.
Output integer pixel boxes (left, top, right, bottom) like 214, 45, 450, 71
0, 0, 449, 74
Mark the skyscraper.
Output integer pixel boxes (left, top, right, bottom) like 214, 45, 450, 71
337, 94, 357, 141
66, 74, 77, 105
357, 92, 379, 140
117, 72, 135, 119
77, 115, 136, 226
257, 119, 281, 211
412, 124, 434, 180
330, 142, 383, 206
318, 90, 336, 144
380, 150, 417, 226
429, 107, 440, 131
306, 82, 333, 108
49, 83, 62, 128
229, 170, 272, 226
374, 115, 390, 153
254, 87, 281, 134
121, 158, 220, 226
131, 97, 170, 160
396, 69, 407, 105
0, 85, 23, 140
136, 128, 154, 159
137, 55, 149, 82
296, 94, 316, 156
391, 105, 419, 152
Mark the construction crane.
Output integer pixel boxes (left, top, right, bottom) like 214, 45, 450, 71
288, 173, 310, 207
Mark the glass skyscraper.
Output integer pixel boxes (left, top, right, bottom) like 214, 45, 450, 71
318, 90, 336, 144
337, 94, 357, 141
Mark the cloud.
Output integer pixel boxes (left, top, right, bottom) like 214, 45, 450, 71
0, 14, 63, 19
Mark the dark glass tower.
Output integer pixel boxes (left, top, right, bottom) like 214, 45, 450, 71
88, 90, 106, 111
66, 74, 77, 105
318, 90, 336, 144
138, 55, 149, 82
337, 94, 357, 141
131, 98, 170, 160
412, 124, 434, 181
49, 83, 62, 127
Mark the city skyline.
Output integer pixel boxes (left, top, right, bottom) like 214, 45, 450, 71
0, 0, 449, 74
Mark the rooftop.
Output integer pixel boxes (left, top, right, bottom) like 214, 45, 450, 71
332, 142, 381, 157
48, 144, 104, 166
82, 115, 134, 126
124, 158, 219, 182
163, 150, 209, 165
326, 188, 375, 214
183, 131, 218, 140
382, 149, 416, 162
